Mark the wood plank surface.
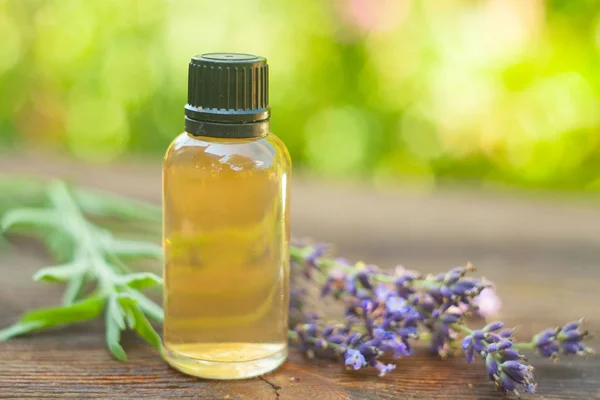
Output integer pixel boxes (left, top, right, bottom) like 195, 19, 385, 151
0, 155, 599, 399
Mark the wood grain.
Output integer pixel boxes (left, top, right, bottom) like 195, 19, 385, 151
0, 155, 599, 399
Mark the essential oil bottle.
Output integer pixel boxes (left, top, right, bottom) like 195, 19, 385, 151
162, 53, 291, 379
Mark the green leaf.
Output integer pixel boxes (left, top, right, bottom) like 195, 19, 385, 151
42, 230, 75, 262
1, 208, 61, 231
126, 290, 164, 323
62, 272, 87, 305
105, 297, 127, 361
107, 295, 126, 330
116, 293, 138, 329
33, 262, 83, 282
107, 238, 163, 259
0, 321, 45, 341
129, 304, 162, 352
0, 177, 45, 211
117, 272, 163, 290
20, 295, 106, 328
75, 188, 161, 222
105, 311, 127, 361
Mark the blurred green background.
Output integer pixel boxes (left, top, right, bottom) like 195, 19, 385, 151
1, 0, 600, 191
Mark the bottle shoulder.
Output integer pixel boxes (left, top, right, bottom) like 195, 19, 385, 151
164, 132, 291, 172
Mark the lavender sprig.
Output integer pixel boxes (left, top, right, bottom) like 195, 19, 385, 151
0, 180, 593, 397
290, 242, 595, 397
532, 319, 595, 359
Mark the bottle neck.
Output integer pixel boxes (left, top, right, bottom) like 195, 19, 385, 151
184, 118, 270, 139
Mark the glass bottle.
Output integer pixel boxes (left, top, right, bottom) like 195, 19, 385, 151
162, 53, 291, 379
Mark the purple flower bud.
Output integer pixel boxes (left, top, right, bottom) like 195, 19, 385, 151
444, 267, 463, 285
449, 279, 481, 297
485, 333, 501, 343
344, 348, 366, 370
440, 313, 460, 325
464, 346, 475, 364
483, 321, 504, 332
300, 322, 317, 337
346, 332, 362, 346
500, 348, 524, 361
498, 328, 515, 339
473, 341, 485, 353
356, 271, 372, 290
559, 329, 584, 343
498, 371, 517, 392
373, 328, 394, 340
473, 330, 486, 340
328, 334, 345, 345
496, 340, 512, 351
561, 319, 582, 332
500, 361, 527, 381
439, 285, 453, 298
359, 342, 380, 359
485, 353, 498, 377
533, 329, 555, 347
487, 343, 497, 353
322, 326, 335, 337
537, 342, 559, 358
462, 335, 472, 350
562, 342, 584, 355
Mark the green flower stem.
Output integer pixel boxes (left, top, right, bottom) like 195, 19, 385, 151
451, 323, 473, 335
450, 323, 535, 350
513, 342, 535, 350
288, 329, 344, 354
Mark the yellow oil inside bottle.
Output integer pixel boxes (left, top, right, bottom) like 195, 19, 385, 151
162, 132, 290, 379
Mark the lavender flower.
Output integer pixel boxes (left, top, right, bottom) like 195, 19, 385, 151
373, 328, 410, 358
356, 270, 373, 290
533, 319, 594, 358
532, 328, 559, 358
302, 244, 329, 278
426, 306, 463, 356
485, 341, 536, 395
394, 265, 420, 297
557, 319, 593, 356
462, 330, 485, 363
289, 241, 594, 396
462, 321, 507, 362
344, 348, 366, 370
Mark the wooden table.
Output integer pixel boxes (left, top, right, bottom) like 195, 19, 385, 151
1, 156, 599, 399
